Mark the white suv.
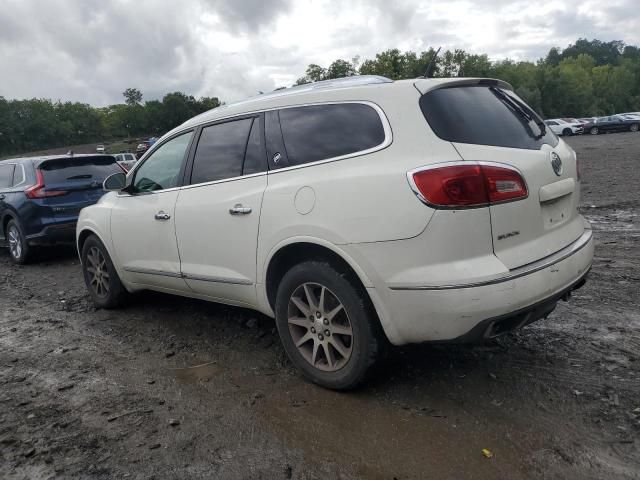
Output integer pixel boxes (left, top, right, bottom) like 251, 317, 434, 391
77, 76, 594, 390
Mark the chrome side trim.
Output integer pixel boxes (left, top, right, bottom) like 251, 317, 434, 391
389, 229, 593, 291
123, 267, 253, 286
123, 267, 183, 278
182, 273, 253, 285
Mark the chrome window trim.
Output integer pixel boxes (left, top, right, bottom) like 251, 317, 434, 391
165, 101, 391, 185
180, 171, 267, 191
389, 228, 593, 291
406, 160, 529, 209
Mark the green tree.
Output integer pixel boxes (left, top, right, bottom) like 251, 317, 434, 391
123, 88, 143, 106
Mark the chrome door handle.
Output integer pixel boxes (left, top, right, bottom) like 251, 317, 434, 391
229, 204, 252, 215
154, 211, 171, 221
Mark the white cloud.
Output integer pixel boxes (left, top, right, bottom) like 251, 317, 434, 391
0, 0, 637, 105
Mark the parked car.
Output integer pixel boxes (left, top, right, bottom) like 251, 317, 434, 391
77, 76, 593, 390
113, 152, 137, 171
0, 154, 123, 264
96, 144, 105, 153
584, 115, 640, 135
577, 117, 596, 124
544, 119, 583, 136
135, 141, 151, 158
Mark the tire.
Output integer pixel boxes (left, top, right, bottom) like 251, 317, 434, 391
275, 260, 384, 390
81, 235, 127, 309
590, 127, 599, 135
630, 124, 639, 132
5, 219, 31, 265
562, 128, 572, 136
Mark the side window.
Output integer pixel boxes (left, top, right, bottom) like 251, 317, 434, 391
278, 103, 386, 167
0, 164, 15, 189
133, 132, 192, 192
12, 165, 25, 186
190, 118, 253, 185
265, 110, 288, 169
242, 117, 267, 175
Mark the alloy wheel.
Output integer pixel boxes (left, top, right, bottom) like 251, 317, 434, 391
7, 225, 22, 260
287, 282, 353, 372
86, 246, 110, 298
591, 127, 598, 135
631, 124, 639, 132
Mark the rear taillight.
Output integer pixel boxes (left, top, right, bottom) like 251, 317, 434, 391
408, 162, 528, 208
24, 169, 68, 199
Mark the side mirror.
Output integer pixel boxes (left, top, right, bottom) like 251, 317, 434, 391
103, 172, 127, 192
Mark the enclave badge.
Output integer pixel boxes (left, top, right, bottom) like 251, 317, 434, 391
550, 152, 563, 176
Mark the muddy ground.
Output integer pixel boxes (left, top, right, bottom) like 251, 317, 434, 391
1, 132, 639, 480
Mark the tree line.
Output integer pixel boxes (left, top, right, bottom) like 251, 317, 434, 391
295, 38, 640, 120
1, 38, 639, 156
0, 90, 221, 156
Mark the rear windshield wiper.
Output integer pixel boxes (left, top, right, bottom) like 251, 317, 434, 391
66, 174, 92, 180
490, 87, 546, 139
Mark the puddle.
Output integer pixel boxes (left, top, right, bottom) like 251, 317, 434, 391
171, 362, 221, 383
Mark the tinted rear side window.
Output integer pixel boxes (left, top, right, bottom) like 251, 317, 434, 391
39, 156, 122, 184
420, 86, 558, 150
0, 164, 14, 188
191, 118, 254, 184
278, 103, 386, 166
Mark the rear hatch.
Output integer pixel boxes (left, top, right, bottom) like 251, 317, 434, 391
417, 79, 584, 269
38, 156, 123, 219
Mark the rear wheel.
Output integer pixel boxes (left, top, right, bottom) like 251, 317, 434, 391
6, 219, 30, 265
630, 123, 639, 132
275, 260, 384, 390
590, 127, 599, 135
81, 235, 126, 309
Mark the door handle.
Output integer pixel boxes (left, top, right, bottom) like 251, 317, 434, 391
154, 211, 171, 221
229, 204, 252, 215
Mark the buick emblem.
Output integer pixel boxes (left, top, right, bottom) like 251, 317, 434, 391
550, 152, 563, 176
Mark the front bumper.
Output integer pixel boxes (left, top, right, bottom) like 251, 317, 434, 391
373, 229, 594, 345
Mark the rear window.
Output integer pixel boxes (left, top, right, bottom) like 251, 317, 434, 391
39, 156, 122, 184
278, 103, 386, 167
420, 86, 558, 150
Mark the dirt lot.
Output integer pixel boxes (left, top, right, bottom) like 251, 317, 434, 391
1, 132, 639, 479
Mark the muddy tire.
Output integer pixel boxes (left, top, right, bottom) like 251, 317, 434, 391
275, 260, 384, 390
81, 235, 127, 309
6, 219, 31, 265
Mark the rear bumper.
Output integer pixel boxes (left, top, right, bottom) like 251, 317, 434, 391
25, 221, 77, 245
368, 229, 594, 345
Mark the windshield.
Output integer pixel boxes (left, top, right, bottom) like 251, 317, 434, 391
420, 85, 558, 150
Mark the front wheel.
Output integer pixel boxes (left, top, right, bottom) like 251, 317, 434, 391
81, 235, 127, 309
590, 127, 599, 135
562, 128, 572, 136
630, 123, 639, 132
275, 260, 384, 390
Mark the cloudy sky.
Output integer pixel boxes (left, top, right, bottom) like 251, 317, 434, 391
1, 0, 638, 106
